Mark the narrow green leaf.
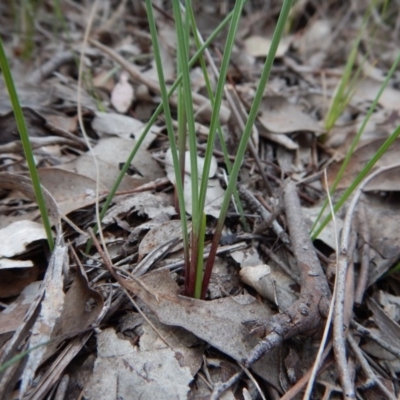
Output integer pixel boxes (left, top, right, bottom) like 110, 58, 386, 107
144, 0, 191, 287
312, 123, 400, 240
0, 36, 54, 251
87, 7, 234, 254
202, 0, 294, 298
311, 50, 400, 238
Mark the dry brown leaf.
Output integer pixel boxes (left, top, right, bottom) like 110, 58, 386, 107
103, 191, 175, 227
0, 282, 41, 336
19, 243, 67, 396
360, 193, 400, 261
302, 204, 343, 251
0, 171, 61, 226
83, 328, 193, 400
60, 137, 164, 191
44, 113, 78, 134
362, 298, 400, 365
326, 139, 400, 190
109, 269, 282, 389
378, 291, 400, 322
240, 265, 298, 311
20, 260, 105, 398
139, 316, 203, 375
91, 112, 157, 147
92, 69, 115, 92
0, 265, 41, 298
138, 220, 184, 260
0, 108, 49, 145
258, 96, 325, 135
353, 78, 400, 111
38, 168, 108, 215
296, 19, 331, 67
0, 221, 47, 298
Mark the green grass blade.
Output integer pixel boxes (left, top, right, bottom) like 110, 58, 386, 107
0, 342, 47, 374
176, 5, 190, 293
312, 123, 400, 240
186, 3, 249, 231
177, 11, 188, 199
0, 36, 54, 251
172, 0, 201, 296
196, 0, 245, 222
311, 50, 400, 238
202, 0, 294, 298
180, 0, 245, 297
324, 3, 373, 131
144, 0, 190, 284
172, 1, 199, 224
86, 9, 234, 253
194, 212, 207, 298
324, 44, 358, 131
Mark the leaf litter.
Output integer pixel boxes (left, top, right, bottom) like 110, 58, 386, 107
1, 1, 400, 399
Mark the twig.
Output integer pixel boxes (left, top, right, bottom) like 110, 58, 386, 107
354, 203, 370, 305
259, 244, 300, 283
333, 164, 400, 398
303, 170, 339, 399
334, 226, 356, 396
131, 237, 181, 277
238, 184, 290, 245
29, 50, 75, 85
347, 333, 396, 400
88, 229, 174, 350
0, 136, 83, 154
254, 193, 285, 230
243, 180, 331, 366
210, 371, 243, 400
351, 320, 400, 358
281, 342, 333, 400
239, 364, 266, 400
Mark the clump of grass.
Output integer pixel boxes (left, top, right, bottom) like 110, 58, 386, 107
3, 0, 398, 299
145, 0, 294, 299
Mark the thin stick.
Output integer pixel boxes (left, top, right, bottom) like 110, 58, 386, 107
354, 203, 370, 305
260, 244, 300, 283
347, 333, 396, 400
351, 320, 400, 358
333, 164, 400, 398
88, 229, 173, 350
240, 364, 267, 400
243, 180, 331, 366
303, 170, 339, 399
210, 371, 243, 400
334, 222, 356, 396
238, 184, 290, 245
281, 342, 333, 400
